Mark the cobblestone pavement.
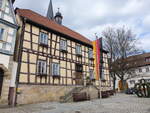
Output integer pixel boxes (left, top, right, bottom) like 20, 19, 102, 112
0, 93, 150, 113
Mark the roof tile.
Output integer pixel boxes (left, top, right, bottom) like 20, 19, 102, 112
16, 9, 92, 46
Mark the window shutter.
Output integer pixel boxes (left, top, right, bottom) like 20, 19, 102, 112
64, 41, 66, 50
37, 61, 41, 74
43, 34, 46, 44
62, 41, 65, 50
42, 62, 46, 74
39, 33, 42, 43
52, 63, 54, 75
55, 64, 57, 75
54, 64, 56, 75
45, 34, 48, 45
0, 0, 2, 8
0, 28, 4, 40
45, 62, 47, 74
57, 64, 60, 75
60, 40, 63, 50
76, 46, 78, 54
41, 62, 44, 74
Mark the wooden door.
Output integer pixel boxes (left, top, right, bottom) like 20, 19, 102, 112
75, 64, 84, 85
75, 72, 83, 85
0, 68, 4, 97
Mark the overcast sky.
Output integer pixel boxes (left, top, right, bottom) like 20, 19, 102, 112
14, 0, 150, 52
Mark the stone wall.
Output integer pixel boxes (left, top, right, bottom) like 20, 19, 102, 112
17, 85, 76, 105
80, 86, 99, 99
16, 84, 113, 105
0, 78, 10, 104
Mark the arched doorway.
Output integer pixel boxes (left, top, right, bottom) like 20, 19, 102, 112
0, 68, 4, 97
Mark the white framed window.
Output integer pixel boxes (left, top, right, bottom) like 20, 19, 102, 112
52, 63, 60, 76
130, 80, 135, 84
88, 49, 93, 59
89, 69, 94, 80
60, 39, 67, 51
139, 68, 142, 73
101, 65, 105, 80
145, 57, 150, 62
37, 60, 47, 75
39, 32, 48, 45
0, 28, 4, 41
76, 45, 82, 55
146, 67, 149, 72
75, 64, 83, 72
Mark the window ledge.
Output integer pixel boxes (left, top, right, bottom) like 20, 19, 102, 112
37, 73, 47, 76
89, 58, 94, 60
52, 75, 61, 79
60, 49, 68, 53
101, 79, 106, 82
0, 40, 5, 42
76, 54, 82, 57
39, 43, 48, 48
76, 70, 83, 73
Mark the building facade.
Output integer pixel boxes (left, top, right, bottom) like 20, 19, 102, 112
126, 53, 150, 88
0, 0, 18, 105
115, 53, 150, 89
14, 1, 111, 105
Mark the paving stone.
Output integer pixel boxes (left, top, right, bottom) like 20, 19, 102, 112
0, 93, 150, 113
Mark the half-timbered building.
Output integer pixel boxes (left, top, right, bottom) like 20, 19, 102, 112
14, 1, 111, 105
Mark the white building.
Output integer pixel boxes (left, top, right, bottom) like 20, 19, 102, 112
116, 53, 150, 89
127, 65, 150, 88
0, 0, 18, 105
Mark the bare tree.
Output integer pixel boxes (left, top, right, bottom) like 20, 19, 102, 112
102, 26, 140, 91
102, 27, 116, 91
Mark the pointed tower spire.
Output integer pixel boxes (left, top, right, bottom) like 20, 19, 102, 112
47, 0, 54, 20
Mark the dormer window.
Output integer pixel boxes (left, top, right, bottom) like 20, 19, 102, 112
76, 45, 82, 56
89, 49, 93, 59
145, 57, 150, 62
60, 39, 67, 52
39, 32, 48, 46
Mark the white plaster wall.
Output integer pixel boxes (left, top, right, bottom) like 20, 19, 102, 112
10, 62, 18, 87
0, 54, 10, 68
115, 65, 150, 89
4, 14, 14, 23
135, 66, 150, 76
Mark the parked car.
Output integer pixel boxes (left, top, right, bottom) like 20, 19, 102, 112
125, 88, 137, 94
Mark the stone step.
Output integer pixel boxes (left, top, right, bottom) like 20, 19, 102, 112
60, 87, 85, 103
